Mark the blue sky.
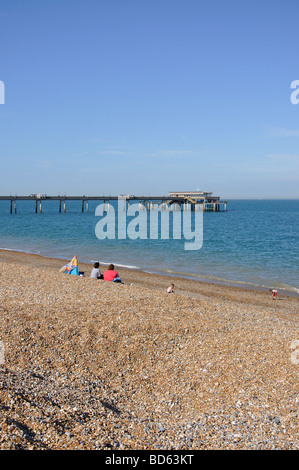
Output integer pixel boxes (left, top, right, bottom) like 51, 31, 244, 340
0, 0, 299, 198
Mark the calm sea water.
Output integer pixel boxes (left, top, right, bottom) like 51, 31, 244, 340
0, 199, 298, 295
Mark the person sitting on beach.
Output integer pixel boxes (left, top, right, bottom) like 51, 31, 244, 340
90, 262, 103, 279
167, 283, 174, 293
103, 264, 123, 283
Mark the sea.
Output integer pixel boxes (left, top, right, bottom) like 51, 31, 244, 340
0, 199, 298, 295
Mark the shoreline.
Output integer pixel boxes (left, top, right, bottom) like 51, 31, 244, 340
0, 247, 298, 299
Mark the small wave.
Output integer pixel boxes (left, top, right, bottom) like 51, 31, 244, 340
90, 259, 140, 270
0, 247, 31, 253
115, 263, 140, 270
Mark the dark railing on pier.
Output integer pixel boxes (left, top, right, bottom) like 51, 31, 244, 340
0, 194, 227, 213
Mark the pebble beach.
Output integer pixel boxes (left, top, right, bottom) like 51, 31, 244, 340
0, 249, 298, 450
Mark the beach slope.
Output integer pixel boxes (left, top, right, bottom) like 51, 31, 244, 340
0, 250, 298, 450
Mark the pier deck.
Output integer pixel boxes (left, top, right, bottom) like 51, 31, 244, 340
0, 193, 227, 213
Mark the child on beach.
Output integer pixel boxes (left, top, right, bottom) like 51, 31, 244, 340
90, 262, 103, 279
167, 283, 174, 293
103, 264, 123, 283
269, 289, 278, 300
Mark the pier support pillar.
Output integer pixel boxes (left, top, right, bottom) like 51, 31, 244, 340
81, 200, 89, 213
39, 200, 42, 213
63, 201, 66, 213
59, 200, 62, 213
14, 201, 17, 214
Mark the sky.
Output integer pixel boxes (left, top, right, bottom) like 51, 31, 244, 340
0, 0, 299, 198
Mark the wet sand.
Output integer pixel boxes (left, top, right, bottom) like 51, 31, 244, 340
0, 249, 298, 450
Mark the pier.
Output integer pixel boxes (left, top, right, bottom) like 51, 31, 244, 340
0, 191, 227, 214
